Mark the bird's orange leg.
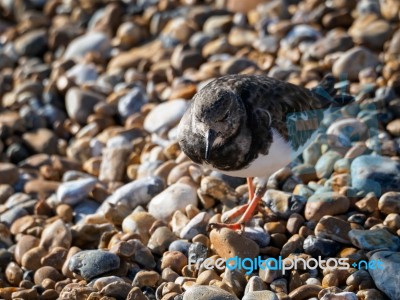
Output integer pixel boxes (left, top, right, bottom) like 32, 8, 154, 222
208, 177, 266, 232
220, 177, 255, 222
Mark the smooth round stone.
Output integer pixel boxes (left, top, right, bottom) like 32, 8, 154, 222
315, 215, 352, 244
99, 146, 131, 182
14, 29, 47, 57
315, 150, 342, 179
68, 250, 120, 281
349, 14, 392, 50
183, 285, 239, 300
0, 163, 18, 185
144, 99, 189, 134
210, 228, 259, 260
242, 291, 278, 300
63, 32, 111, 60
386, 119, 400, 137
65, 88, 104, 125
57, 177, 97, 206
34, 266, 63, 285
332, 47, 380, 81
180, 212, 210, 240
320, 291, 357, 300
368, 251, 400, 300
305, 192, 350, 221
132, 270, 160, 288
91, 276, 126, 290
161, 250, 187, 274
303, 142, 321, 166
118, 87, 148, 119
348, 228, 400, 251
147, 226, 178, 255
243, 226, 270, 248
220, 57, 258, 75
66, 63, 98, 84
282, 25, 322, 48
351, 155, 400, 197
74, 200, 100, 223
307, 30, 353, 59
148, 182, 197, 221
169, 240, 191, 257
98, 176, 164, 212
327, 118, 368, 147
203, 15, 233, 35
40, 219, 72, 251
0, 206, 28, 226
292, 164, 318, 183
122, 212, 156, 244
378, 192, 400, 214
303, 235, 341, 257
263, 190, 306, 219
244, 276, 268, 293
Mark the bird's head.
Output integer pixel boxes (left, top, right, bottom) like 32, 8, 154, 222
192, 87, 245, 161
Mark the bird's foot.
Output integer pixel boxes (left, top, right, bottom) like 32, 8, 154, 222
207, 222, 245, 233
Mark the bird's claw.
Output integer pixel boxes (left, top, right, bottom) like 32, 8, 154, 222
207, 222, 245, 234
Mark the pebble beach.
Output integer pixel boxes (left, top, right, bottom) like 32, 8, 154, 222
0, 0, 400, 299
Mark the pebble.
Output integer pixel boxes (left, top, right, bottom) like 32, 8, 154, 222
0, 163, 19, 185
148, 182, 198, 221
180, 212, 210, 240
332, 47, 380, 81
98, 176, 164, 212
304, 192, 350, 221
65, 88, 104, 125
68, 250, 120, 281
348, 228, 400, 251
315, 216, 352, 244
210, 228, 259, 260
351, 155, 400, 196
63, 32, 111, 60
315, 150, 342, 178
118, 87, 148, 120
242, 291, 278, 300
320, 291, 357, 300
147, 226, 178, 255
368, 250, 400, 300
122, 212, 156, 244
56, 177, 97, 206
303, 235, 341, 257
22, 128, 58, 155
263, 190, 306, 219
378, 191, 400, 214
144, 99, 189, 133
40, 219, 72, 251
183, 285, 239, 300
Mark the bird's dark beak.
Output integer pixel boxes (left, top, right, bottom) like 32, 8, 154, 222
205, 129, 216, 161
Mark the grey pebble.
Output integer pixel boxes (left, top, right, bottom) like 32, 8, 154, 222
69, 250, 120, 281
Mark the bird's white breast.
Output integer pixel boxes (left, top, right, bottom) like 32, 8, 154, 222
206, 130, 293, 178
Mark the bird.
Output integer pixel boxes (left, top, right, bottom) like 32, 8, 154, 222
177, 74, 352, 231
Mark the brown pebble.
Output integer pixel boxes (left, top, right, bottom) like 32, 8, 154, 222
34, 266, 64, 286
289, 284, 322, 300
210, 228, 259, 260
5, 262, 23, 286
161, 251, 187, 274
21, 246, 47, 270
132, 270, 160, 288
56, 204, 74, 223
41, 247, 68, 271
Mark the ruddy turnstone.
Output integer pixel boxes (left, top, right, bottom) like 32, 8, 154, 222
177, 74, 352, 230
